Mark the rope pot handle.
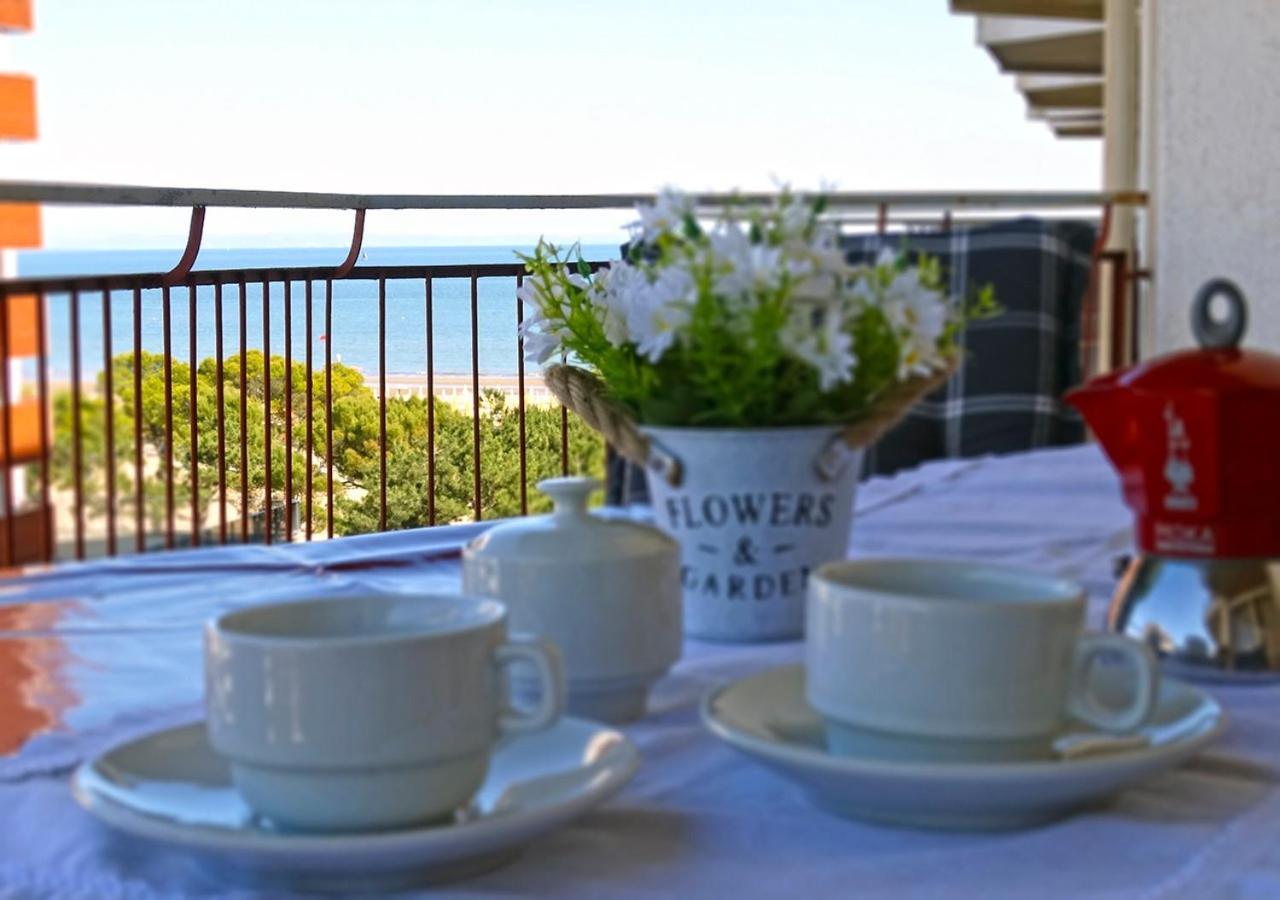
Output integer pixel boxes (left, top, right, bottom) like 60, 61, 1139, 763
544, 365, 685, 487
545, 359, 959, 487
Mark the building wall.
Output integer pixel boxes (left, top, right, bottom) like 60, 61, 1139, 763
1148, 0, 1280, 354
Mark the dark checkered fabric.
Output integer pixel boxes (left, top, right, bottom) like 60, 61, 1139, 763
842, 217, 1095, 477
604, 217, 1096, 503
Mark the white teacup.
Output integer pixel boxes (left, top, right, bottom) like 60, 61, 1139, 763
204, 593, 564, 832
805, 559, 1159, 763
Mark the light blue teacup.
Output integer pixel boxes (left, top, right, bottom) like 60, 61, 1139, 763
805, 559, 1159, 763
205, 593, 565, 832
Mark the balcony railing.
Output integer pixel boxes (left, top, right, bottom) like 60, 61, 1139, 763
0, 182, 1143, 567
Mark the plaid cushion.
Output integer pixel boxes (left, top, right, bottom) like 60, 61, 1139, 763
604, 217, 1096, 503
842, 217, 1095, 476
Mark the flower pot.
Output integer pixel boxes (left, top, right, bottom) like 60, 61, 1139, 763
640, 425, 862, 642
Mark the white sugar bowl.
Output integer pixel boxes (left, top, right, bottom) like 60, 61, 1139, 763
462, 477, 682, 723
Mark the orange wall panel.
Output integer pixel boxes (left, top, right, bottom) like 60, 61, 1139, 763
0, 0, 32, 32
0, 204, 40, 248
0, 401, 44, 465
5, 294, 39, 357
0, 74, 36, 139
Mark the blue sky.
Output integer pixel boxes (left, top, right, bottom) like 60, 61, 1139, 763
0, 0, 1099, 248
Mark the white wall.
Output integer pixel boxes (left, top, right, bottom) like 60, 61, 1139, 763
1147, 0, 1280, 354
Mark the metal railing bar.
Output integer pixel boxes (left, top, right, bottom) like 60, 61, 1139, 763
425, 277, 435, 527
132, 287, 143, 553
69, 289, 85, 560
35, 289, 52, 560
304, 279, 313, 541
0, 263, 541, 295
187, 283, 199, 548
334, 210, 366, 279
102, 286, 116, 556
324, 278, 334, 540
378, 275, 387, 532
214, 279, 227, 544
0, 289, 14, 566
262, 277, 272, 545
161, 286, 175, 550
5, 256, 691, 559
238, 278, 249, 544
0, 180, 1140, 211
515, 275, 527, 516
162, 206, 206, 287
283, 279, 293, 543
470, 272, 481, 521
830, 212, 1102, 227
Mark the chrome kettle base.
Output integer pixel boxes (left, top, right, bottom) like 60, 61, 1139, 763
1110, 555, 1280, 682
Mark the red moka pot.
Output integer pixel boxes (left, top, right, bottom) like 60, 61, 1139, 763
1067, 279, 1280, 677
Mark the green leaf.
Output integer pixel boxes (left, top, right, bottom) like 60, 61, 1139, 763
682, 213, 702, 241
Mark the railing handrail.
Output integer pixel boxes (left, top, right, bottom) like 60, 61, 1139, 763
0, 180, 1147, 211
0, 261, 603, 295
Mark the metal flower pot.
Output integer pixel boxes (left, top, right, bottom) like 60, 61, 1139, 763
641, 425, 862, 642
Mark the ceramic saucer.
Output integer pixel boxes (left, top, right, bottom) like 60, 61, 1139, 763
72, 716, 638, 891
701, 664, 1224, 831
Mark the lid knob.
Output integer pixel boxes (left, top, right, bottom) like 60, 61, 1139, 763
1192, 278, 1249, 349
537, 477, 600, 518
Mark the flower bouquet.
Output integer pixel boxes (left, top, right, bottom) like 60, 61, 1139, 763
518, 189, 991, 641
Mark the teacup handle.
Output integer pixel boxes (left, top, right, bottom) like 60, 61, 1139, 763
1066, 633, 1160, 733
494, 635, 566, 736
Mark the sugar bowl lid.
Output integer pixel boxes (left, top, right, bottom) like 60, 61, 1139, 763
463, 477, 676, 564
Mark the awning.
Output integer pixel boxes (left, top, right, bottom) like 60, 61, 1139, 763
977, 16, 1103, 75
951, 0, 1100, 20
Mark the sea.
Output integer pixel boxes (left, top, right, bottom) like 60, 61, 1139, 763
17, 245, 618, 382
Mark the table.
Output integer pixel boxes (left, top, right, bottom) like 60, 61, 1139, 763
2, 444, 1279, 898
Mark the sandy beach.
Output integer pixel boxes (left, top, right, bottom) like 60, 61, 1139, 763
49, 370, 561, 410
368, 371, 559, 408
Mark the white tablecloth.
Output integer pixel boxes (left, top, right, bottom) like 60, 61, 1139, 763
2, 444, 1279, 899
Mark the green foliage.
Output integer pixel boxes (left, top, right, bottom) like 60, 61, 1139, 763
335, 390, 603, 533
518, 190, 995, 429
41, 352, 604, 544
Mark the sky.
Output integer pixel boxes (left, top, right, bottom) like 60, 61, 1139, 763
0, 0, 1100, 249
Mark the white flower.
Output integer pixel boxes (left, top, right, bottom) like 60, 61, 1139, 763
628, 188, 695, 242
778, 195, 812, 239
884, 271, 947, 339
517, 272, 566, 315
623, 266, 695, 362
779, 223, 851, 300
523, 330, 562, 365
881, 267, 951, 378
590, 262, 633, 347
808, 223, 848, 270
517, 187, 964, 408
515, 277, 542, 310
791, 270, 843, 304
708, 223, 784, 299
779, 301, 856, 391
518, 312, 563, 365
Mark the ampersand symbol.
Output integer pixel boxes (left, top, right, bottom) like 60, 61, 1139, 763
733, 537, 758, 566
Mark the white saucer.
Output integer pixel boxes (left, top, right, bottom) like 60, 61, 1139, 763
72, 717, 639, 892
701, 664, 1224, 831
